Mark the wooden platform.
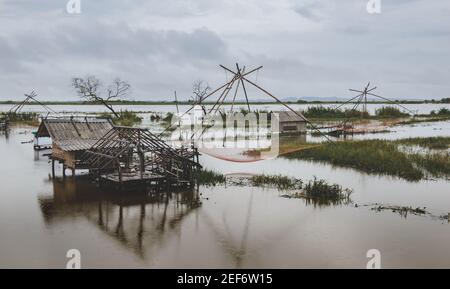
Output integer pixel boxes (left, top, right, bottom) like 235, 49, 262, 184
100, 171, 166, 184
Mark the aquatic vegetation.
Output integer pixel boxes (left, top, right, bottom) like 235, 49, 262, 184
283, 139, 450, 181
375, 106, 409, 118
395, 137, 450, 150
288, 177, 353, 207
194, 169, 226, 186
303, 106, 369, 119
250, 174, 352, 206
99, 110, 142, 126
371, 205, 427, 217
360, 203, 430, 219
411, 153, 450, 179
0, 111, 39, 123
115, 110, 143, 126
251, 174, 303, 190
302, 177, 351, 199
284, 140, 424, 181
195, 170, 352, 206
162, 112, 174, 123
396, 115, 450, 125
150, 113, 162, 122
430, 108, 450, 116
356, 203, 450, 222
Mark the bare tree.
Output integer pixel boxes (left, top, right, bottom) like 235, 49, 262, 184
72, 76, 131, 117
191, 80, 211, 104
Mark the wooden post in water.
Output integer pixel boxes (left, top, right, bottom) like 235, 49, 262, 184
138, 151, 145, 180
51, 159, 55, 178
62, 164, 66, 178
137, 131, 145, 180
117, 161, 122, 185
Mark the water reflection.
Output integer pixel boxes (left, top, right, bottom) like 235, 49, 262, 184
300, 194, 352, 208
39, 177, 201, 259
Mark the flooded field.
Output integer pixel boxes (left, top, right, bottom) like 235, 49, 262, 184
1, 114, 449, 268
0, 103, 448, 115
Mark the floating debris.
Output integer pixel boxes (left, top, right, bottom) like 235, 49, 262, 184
357, 203, 450, 223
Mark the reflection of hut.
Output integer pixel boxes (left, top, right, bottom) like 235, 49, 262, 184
275, 111, 307, 135
35, 118, 114, 174
38, 177, 201, 258
0, 116, 8, 132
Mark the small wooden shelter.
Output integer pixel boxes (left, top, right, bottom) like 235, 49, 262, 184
35, 117, 114, 174
275, 111, 307, 134
35, 117, 200, 187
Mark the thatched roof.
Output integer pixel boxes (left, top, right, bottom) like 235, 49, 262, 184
36, 118, 113, 151
275, 111, 307, 123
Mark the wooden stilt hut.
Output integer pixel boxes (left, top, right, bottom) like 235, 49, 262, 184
35, 117, 114, 175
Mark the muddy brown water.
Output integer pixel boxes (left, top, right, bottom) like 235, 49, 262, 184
0, 126, 450, 268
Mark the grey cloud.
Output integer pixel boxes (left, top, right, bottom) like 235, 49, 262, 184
0, 0, 449, 100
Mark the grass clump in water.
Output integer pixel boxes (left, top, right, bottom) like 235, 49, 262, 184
0, 111, 39, 124
411, 153, 450, 179
293, 177, 352, 206
284, 140, 424, 181
395, 137, 450, 150
194, 169, 226, 186
375, 106, 409, 118
250, 174, 352, 205
430, 108, 450, 116
303, 106, 369, 119
99, 110, 142, 126
284, 138, 450, 181
114, 110, 142, 126
195, 170, 352, 206
251, 174, 303, 190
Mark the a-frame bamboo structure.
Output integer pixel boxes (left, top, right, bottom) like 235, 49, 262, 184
160, 64, 332, 142
328, 82, 416, 136
9, 91, 57, 115
2, 91, 56, 132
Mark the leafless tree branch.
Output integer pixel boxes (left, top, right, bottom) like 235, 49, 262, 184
72, 76, 131, 118
191, 80, 210, 104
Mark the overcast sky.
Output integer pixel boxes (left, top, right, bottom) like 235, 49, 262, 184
0, 0, 449, 101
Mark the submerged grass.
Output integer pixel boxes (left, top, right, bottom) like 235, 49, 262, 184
283, 138, 450, 181
412, 153, 450, 179
0, 111, 40, 125
194, 169, 226, 186
250, 174, 352, 206
375, 106, 409, 118
303, 106, 369, 119
283, 177, 353, 207
284, 140, 424, 181
114, 110, 143, 126
99, 110, 142, 126
395, 137, 450, 150
251, 174, 303, 191
396, 115, 450, 125
194, 170, 351, 206
251, 174, 352, 206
